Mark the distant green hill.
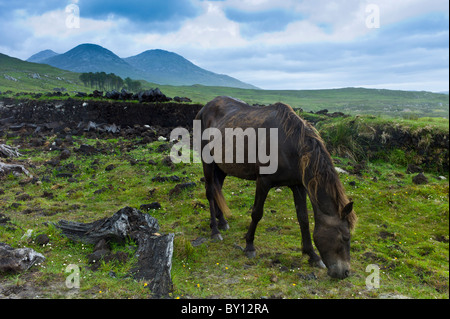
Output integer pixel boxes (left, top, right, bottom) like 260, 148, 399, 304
0, 52, 90, 92
156, 84, 449, 118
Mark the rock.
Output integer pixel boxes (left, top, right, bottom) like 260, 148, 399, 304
0, 213, 10, 225
75, 92, 87, 97
77, 144, 97, 155
298, 272, 317, 280
174, 96, 192, 103
316, 109, 328, 115
92, 90, 103, 98
120, 89, 133, 100
379, 293, 411, 299
140, 202, 162, 211
0, 243, 45, 273
191, 237, 208, 247
16, 193, 32, 201
59, 149, 71, 160
161, 156, 173, 167
169, 182, 196, 196
137, 88, 170, 103
412, 173, 428, 185
406, 164, 423, 174
88, 239, 111, 266
35, 234, 50, 246
105, 164, 115, 171
105, 90, 120, 100
335, 167, 349, 175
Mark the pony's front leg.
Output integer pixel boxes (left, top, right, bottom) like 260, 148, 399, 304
244, 178, 270, 258
291, 185, 325, 269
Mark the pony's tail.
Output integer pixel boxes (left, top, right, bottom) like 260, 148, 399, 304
213, 186, 231, 218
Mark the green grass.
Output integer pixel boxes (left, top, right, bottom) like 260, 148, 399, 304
0, 130, 448, 299
156, 85, 449, 118
0, 53, 91, 93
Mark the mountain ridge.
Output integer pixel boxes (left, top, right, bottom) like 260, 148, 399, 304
27, 49, 59, 63
28, 44, 258, 89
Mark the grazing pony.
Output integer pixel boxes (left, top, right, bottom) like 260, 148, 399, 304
195, 96, 356, 279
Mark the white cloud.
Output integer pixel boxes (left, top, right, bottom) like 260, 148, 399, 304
26, 9, 114, 39
130, 2, 246, 52
0, 0, 447, 91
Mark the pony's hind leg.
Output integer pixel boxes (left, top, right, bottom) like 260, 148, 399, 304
214, 167, 229, 231
203, 162, 228, 241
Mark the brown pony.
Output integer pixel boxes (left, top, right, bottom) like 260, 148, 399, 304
195, 96, 357, 279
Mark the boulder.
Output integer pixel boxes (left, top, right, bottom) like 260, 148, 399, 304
119, 89, 133, 101
92, 90, 103, 98
137, 89, 170, 103
412, 173, 428, 185
105, 90, 120, 100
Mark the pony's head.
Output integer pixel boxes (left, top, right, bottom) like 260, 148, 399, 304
312, 200, 355, 279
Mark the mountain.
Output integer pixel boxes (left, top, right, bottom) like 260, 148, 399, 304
27, 49, 59, 63
36, 44, 145, 80
124, 49, 258, 89
28, 43, 257, 89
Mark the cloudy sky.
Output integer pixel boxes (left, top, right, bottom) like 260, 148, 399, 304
0, 0, 448, 91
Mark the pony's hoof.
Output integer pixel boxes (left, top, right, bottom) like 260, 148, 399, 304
245, 250, 256, 259
211, 233, 223, 241
312, 259, 326, 269
219, 223, 230, 231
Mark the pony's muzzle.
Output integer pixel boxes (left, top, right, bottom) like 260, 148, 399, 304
327, 262, 350, 279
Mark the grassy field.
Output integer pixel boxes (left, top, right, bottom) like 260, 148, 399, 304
0, 120, 448, 299
157, 85, 449, 118
1, 54, 448, 299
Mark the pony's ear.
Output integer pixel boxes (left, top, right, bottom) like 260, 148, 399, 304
341, 202, 354, 219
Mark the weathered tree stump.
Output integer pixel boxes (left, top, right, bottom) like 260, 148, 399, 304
0, 243, 45, 273
0, 144, 22, 158
56, 207, 174, 296
0, 162, 32, 177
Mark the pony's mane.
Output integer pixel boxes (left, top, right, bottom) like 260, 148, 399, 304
273, 102, 357, 230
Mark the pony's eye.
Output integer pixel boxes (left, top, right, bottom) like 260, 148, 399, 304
342, 234, 350, 242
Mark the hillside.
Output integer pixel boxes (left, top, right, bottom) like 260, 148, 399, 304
0, 53, 90, 92
27, 44, 257, 89
124, 49, 258, 89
